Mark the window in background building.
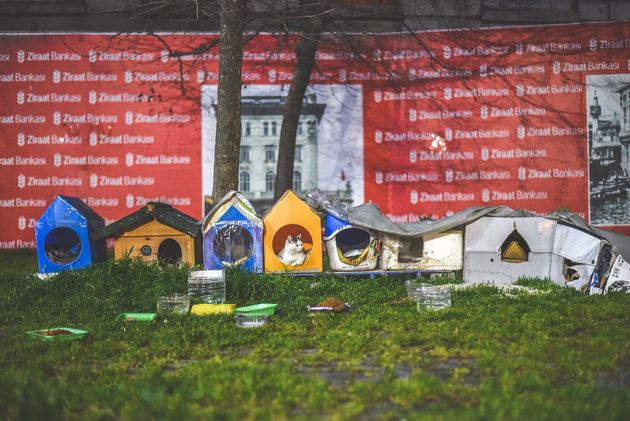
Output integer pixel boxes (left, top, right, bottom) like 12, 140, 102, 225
239, 171, 250, 192
293, 170, 302, 192
295, 145, 302, 162
244, 121, 251, 137
240, 145, 250, 162
265, 171, 275, 192
271, 121, 277, 136
265, 145, 275, 162
298, 121, 303, 135
263, 121, 269, 136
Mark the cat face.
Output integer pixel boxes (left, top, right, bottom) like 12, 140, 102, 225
285, 234, 304, 252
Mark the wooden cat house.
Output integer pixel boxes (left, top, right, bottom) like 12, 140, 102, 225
201, 191, 263, 272
95, 202, 201, 266
324, 213, 379, 271
35, 195, 106, 274
263, 190, 322, 273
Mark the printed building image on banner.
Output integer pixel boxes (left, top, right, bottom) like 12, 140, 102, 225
201, 84, 364, 211
586, 74, 630, 226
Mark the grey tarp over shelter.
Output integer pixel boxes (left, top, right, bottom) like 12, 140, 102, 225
344, 204, 630, 263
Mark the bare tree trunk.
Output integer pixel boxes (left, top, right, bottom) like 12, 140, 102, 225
212, 0, 246, 204
274, 21, 321, 200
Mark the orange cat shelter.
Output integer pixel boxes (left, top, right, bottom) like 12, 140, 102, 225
95, 202, 201, 266
263, 190, 322, 273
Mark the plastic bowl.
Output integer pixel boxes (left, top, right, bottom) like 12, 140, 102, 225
235, 313, 269, 328
26, 327, 89, 341
191, 304, 236, 316
235, 303, 277, 316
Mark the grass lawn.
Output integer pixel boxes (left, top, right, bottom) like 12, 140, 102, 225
1, 250, 629, 420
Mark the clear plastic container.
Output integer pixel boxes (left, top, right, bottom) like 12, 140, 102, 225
415, 286, 451, 311
188, 270, 226, 304
235, 314, 269, 328
405, 280, 431, 299
157, 293, 190, 315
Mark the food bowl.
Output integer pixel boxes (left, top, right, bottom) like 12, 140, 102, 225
26, 327, 89, 341
157, 293, 190, 315
117, 312, 157, 322
235, 313, 269, 328
191, 304, 236, 316
235, 303, 277, 316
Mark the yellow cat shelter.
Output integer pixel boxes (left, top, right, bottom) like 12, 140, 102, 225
263, 190, 323, 273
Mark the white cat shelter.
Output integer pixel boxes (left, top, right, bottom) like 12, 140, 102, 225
379, 231, 464, 272
463, 216, 606, 286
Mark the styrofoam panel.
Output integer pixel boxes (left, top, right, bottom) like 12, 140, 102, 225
465, 217, 556, 253
552, 224, 602, 265
463, 251, 552, 284
421, 231, 463, 270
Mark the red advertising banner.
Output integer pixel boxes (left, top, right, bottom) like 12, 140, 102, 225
1, 22, 630, 249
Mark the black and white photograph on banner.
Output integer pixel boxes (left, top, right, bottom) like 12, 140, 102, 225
586, 74, 630, 226
201, 84, 364, 213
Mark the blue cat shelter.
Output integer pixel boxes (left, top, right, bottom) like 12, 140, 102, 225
35, 195, 106, 274
202, 191, 263, 272
324, 213, 379, 271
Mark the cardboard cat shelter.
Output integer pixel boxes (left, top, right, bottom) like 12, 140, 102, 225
323, 214, 379, 271
201, 191, 263, 272
379, 230, 464, 271
263, 190, 322, 273
35, 195, 106, 273
94, 202, 201, 266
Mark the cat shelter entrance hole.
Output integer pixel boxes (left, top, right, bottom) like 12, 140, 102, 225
158, 238, 182, 265
399, 237, 423, 263
272, 224, 313, 255
213, 225, 253, 265
335, 228, 371, 262
500, 229, 530, 263
44, 227, 82, 265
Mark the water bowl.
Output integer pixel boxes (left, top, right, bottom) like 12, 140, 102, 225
157, 293, 190, 316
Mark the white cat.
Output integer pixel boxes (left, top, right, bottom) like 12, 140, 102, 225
277, 234, 310, 266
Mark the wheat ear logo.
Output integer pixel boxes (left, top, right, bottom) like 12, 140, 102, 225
17, 91, 25, 105
17, 50, 25, 63
17, 133, 25, 147
481, 147, 489, 161
374, 130, 383, 144
410, 190, 418, 204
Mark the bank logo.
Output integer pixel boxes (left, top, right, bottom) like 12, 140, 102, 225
338, 69, 347, 82
52, 69, 61, 84
517, 125, 526, 140
17, 91, 25, 105
374, 130, 383, 144
125, 111, 133, 125
89, 49, 97, 63
126, 194, 134, 208
552, 61, 561, 75
53, 153, 61, 167
124, 70, 133, 84
444, 127, 453, 141
443, 46, 451, 59
53, 112, 61, 126
409, 150, 417, 163
126, 152, 134, 167
516, 84, 524, 97
409, 108, 417, 122
408, 69, 416, 81
89, 132, 97, 146
268, 69, 276, 82
375, 171, 383, 185
373, 89, 382, 103
515, 43, 524, 55
445, 169, 454, 183
480, 106, 488, 120
17, 50, 25, 63
479, 65, 487, 78
18, 216, 26, 231
443, 87, 452, 100
90, 173, 98, 188
627, 58, 630, 71
88, 90, 97, 104
410, 190, 418, 204
482, 189, 490, 203
481, 147, 489, 161
196, 70, 205, 83
518, 167, 527, 181
17, 132, 25, 147
160, 50, 169, 63
17, 174, 25, 189
589, 38, 598, 52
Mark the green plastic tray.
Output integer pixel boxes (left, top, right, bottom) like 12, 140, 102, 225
235, 303, 277, 316
26, 327, 89, 341
118, 312, 157, 322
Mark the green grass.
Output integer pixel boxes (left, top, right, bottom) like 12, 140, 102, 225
1, 251, 629, 420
